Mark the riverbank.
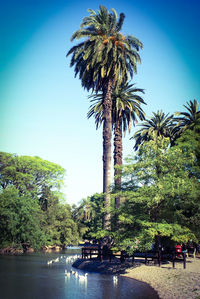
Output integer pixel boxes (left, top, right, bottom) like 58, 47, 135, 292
123, 257, 200, 299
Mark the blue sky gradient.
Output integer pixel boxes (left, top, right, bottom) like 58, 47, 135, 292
0, 0, 200, 204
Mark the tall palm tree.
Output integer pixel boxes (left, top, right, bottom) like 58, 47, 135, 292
88, 83, 146, 209
132, 110, 175, 150
67, 6, 143, 229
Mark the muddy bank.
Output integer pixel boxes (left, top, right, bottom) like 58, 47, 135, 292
0, 244, 65, 255
0, 247, 24, 255
72, 258, 141, 274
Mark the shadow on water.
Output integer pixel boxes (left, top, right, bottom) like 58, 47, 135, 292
0, 251, 159, 299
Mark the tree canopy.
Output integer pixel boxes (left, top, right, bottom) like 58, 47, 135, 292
0, 152, 80, 251
112, 135, 200, 252
0, 186, 45, 250
79, 128, 200, 251
0, 152, 65, 210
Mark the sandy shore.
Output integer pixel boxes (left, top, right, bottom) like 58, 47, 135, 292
122, 257, 200, 299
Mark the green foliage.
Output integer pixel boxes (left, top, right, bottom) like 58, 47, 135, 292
111, 135, 200, 253
175, 116, 200, 179
0, 152, 65, 210
73, 193, 105, 240
0, 187, 46, 250
132, 100, 199, 151
175, 99, 199, 131
88, 82, 146, 131
44, 196, 79, 247
0, 152, 80, 250
132, 110, 175, 150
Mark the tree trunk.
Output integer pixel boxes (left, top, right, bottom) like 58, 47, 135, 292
114, 118, 122, 210
102, 78, 113, 230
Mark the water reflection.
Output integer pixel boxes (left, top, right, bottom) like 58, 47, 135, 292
0, 252, 158, 299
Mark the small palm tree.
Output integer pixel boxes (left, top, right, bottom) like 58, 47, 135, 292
132, 111, 175, 150
88, 83, 146, 209
174, 99, 199, 132
67, 6, 143, 229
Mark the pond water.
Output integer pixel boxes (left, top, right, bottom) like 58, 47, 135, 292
0, 249, 159, 299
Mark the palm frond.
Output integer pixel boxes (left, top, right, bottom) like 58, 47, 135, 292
67, 5, 143, 92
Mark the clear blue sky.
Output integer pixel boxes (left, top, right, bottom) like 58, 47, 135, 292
0, 0, 200, 205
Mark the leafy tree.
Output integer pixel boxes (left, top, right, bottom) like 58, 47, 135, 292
0, 152, 65, 210
44, 196, 79, 247
71, 202, 89, 239
73, 194, 105, 240
67, 5, 143, 229
88, 83, 146, 210
174, 119, 200, 237
0, 152, 80, 250
112, 136, 200, 253
0, 186, 46, 250
132, 110, 175, 150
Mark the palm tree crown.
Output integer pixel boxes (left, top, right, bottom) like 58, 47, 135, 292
133, 110, 175, 150
67, 5, 143, 92
174, 99, 199, 131
112, 84, 146, 133
88, 83, 146, 133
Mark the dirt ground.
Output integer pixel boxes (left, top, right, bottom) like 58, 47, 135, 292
122, 257, 200, 299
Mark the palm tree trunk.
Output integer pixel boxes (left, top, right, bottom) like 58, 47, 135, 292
114, 118, 122, 209
102, 78, 113, 230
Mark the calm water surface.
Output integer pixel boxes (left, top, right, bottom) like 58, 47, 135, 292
0, 249, 158, 299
